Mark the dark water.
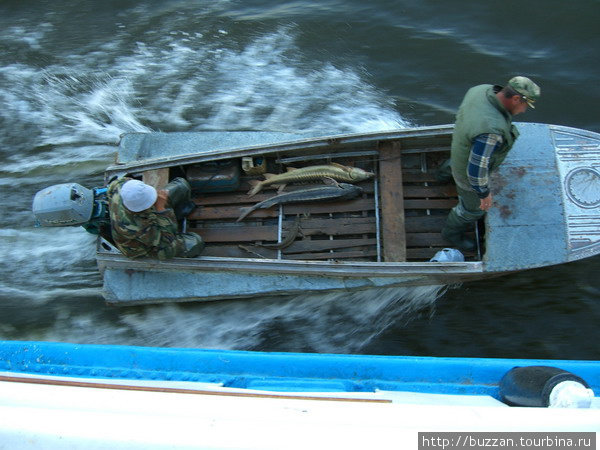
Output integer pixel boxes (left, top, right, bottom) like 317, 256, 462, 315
1, 1, 599, 359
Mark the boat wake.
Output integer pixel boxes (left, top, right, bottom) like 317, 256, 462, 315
0, 227, 101, 305
106, 285, 447, 353
0, 13, 442, 350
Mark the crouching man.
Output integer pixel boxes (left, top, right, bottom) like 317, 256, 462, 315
108, 177, 204, 260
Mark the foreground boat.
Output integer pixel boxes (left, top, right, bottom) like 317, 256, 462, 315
86, 122, 600, 305
0, 341, 598, 448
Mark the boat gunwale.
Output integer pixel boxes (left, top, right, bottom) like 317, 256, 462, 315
96, 251, 483, 277
107, 125, 455, 176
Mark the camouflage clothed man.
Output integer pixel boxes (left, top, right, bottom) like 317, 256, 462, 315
107, 177, 203, 260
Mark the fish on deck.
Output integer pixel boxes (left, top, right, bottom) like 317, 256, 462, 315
256, 215, 303, 250
238, 182, 363, 222
247, 163, 374, 197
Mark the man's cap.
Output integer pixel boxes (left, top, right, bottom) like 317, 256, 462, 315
508, 76, 540, 108
121, 179, 157, 212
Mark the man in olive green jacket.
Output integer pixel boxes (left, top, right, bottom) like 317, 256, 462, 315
441, 76, 540, 252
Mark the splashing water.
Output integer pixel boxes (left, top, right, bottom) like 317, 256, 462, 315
12, 285, 446, 353
0, 14, 440, 351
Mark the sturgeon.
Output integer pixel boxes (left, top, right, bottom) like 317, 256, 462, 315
257, 215, 303, 249
247, 163, 373, 197
237, 182, 363, 222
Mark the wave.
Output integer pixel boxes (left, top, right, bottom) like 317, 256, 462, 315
0, 227, 101, 305
8, 285, 445, 352
0, 15, 437, 351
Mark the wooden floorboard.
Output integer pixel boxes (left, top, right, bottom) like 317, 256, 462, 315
184, 154, 466, 262
283, 238, 377, 254
403, 185, 456, 198
405, 215, 447, 232
189, 225, 278, 243
284, 249, 378, 260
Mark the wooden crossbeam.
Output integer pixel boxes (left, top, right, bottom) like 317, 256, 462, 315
378, 141, 406, 261
143, 168, 169, 189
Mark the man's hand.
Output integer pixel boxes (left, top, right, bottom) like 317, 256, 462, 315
154, 189, 169, 212
479, 194, 493, 211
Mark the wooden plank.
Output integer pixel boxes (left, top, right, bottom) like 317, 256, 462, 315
284, 249, 378, 260
202, 244, 378, 260
191, 217, 378, 243
293, 217, 376, 236
404, 215, 446, 233
404, 199, 456, 209
194, 181, 377, 205
195, 191, 274, 206
403, 185, 457, 198
292, 214, 446, 236
379, 141, 406, 261
189, 225, 278, 243
406, 247, 475, 260
190, 198, 450, 221
406, 247, 445, 260
406, 232, 448, 247
284, 198, 374, 215
201, 245, 271, 258
406, 231, 475, 247
203, 244, 472, 261
401, 171, 438, 183
190, 205, 278, 221
190, 198, 375, 221
283, 238, 377, 254
203, 245, 278, 259
203, 244, 445, 261
143, 168, 169, 189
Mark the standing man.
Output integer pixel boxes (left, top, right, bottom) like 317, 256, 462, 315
107, 177, 204, 259
441, 76, 541, 251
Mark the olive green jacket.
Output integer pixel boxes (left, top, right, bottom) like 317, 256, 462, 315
450, 84, 520, 190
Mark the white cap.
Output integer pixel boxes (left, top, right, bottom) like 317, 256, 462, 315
549, 381, 594, 408
121, 180, 158, 212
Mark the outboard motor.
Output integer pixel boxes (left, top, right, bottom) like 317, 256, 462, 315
33, 183, 110, 236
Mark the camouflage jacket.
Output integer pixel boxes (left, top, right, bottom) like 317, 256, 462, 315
107, 177, 181, 260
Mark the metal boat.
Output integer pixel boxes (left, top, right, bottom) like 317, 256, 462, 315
35, 123, 600, 305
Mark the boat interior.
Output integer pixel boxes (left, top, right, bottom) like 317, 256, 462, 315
133, 134, 481, 263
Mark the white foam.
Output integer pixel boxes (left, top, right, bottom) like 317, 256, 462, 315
113, 285, 445, 352
201, 28, 409, 134
0, 228, 101, 305
0, 21, 439, 349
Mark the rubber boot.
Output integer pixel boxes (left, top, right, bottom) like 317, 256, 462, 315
164, 177, 196, 221
441, 210, 477, 252
177, 232, 205, 258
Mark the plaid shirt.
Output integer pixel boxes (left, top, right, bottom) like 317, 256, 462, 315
467, 133, 503, 198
